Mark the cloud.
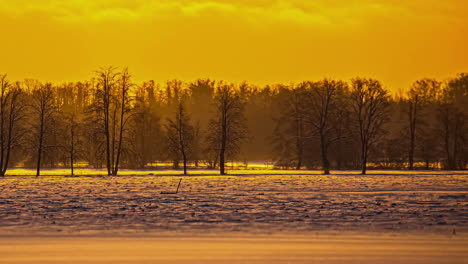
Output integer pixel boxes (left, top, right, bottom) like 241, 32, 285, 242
0, 0, 419, 27
0, 0, 466, 89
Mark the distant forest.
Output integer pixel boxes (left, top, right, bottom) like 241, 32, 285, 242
0, 68, 466, 176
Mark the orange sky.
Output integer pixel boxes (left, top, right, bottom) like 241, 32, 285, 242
1, 0, 467, 91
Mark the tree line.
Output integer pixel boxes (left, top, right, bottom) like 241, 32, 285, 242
0, 68, 466, 176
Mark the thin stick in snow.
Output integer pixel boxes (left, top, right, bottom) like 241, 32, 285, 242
161, 179, 182, 194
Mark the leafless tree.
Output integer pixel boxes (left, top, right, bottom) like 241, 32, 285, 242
304, 79, 348, 174
28, 82, 58, 176
191, 121, 202, 167
0, 70, 465, 173
350, 78, 390, 174
0, 75, 26, 176
55, 83, 87, 175
272, 85, 308, 169
92, 67, 133, 176
437, 74, 468, 169
126, 81, 163, 169
63, 113, 81, 175
166, 99, 194, 175
404, 79, 440, 169
289, 85, 307, 170
209, 83, 247, 175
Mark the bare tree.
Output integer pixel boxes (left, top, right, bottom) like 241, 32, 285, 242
55, 83, 86, 175
209, 83, 247, 175
166, 99, 194, 175
92, 67, 133, 176
330, 96, 353, 170
437, 73, 468, 169
126, 81, 163, 169
289, 85, 307, 170
63, 113, 81, 175
304, 79, 348, 174
404, 79, 440, 169
0, 75, 26, 176
350, 78, 390, 174
29, 82, 57, 177
272, 85, 308, 169
113, 68, 133, 175
0, 70, 465, 173
191, 121, 202, 167
187, 79, 215, 167
94, 67, 118, 174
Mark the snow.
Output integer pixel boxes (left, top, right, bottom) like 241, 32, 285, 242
1, 170, 467, 263
0, 170, 466, 235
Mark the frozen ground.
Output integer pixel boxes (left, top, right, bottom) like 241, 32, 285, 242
1, 170, 467, 263
0, 170, 466, 235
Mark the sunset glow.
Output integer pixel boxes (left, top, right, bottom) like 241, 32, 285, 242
1, 2, 467, 263
1, 0, 467, 90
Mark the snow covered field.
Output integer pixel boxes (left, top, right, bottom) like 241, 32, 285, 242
1, 170, 466, 235
0, 170, 467, 263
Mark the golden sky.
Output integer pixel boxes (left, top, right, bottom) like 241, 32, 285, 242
1, 0, 467, 91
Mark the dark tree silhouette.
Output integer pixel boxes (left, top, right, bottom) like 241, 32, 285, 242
63, 113, 81, 175
0, 75, 26, 176
404, 79, 440, 169
127, 81, 163, 169
350, 78, 390, 174
272, 84, 307, 169
166, 99, 194, 175
28, 82, 57, 177
304, 79, 348, 174
0, 69, 466, 173
92, 67, 133, 176
437, 74, 468, 169
209, 83, 247, 175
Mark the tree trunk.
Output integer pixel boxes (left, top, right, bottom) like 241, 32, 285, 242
295, 137, 301, 170
2, 99, 16, 176
220, 130, 226, 175
110, 107, 117, 175
408, 145, 414, 169
295, 104, 303, 170
408, 116, 415, 170
181, 141, 187, 174
178, 104, 188, 175
113, 81, 127, 176
296, 156, 302, 170
70, 155, 74, 176
296, 159, 302, 170
70, 125, 74, 176
443, 109, 453, 169
361, 158, 367, 174
36, 144, 42, 177
36, 114, 44, 177
361, 144, 367, 175
183, 154, 187, 175
105, 103, 111, 176
219, 104, 227, 175
453, 116, 461, 170
408, 100, 417, 170
0, 95, 4, 176
320, 138, 330, 174
295, 119, 302, 170
219, 146, 225, 175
